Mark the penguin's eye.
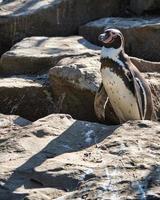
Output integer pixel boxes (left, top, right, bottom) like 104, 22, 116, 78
104, 30, 110, 35
112, 32, 117, 38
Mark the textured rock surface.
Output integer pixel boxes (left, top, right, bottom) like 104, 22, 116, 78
0, 0, 122, 55
0, 113, 31, 128
0, 114, 160, 199
130, 0, 160, 15
0, 74, 55, 121
145, 73, 160, 120
0, 113, 31, 142
79, 17, 160, 61
49, 56, 101, 122
0, 36, 100, 75
49, 56, 160, 124
130, 57, 160, 73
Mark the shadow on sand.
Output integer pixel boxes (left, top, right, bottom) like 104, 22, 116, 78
1, 119, 118, 199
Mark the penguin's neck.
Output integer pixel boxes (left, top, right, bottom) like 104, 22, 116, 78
101, 46, 125, 67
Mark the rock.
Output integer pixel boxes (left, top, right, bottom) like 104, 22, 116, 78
130, 57, 160, 73
79, 17, 160, 61
130, 0, 160, 15
0, 113, 31, 143
49, 55, 160, 124
49, 56, 101, 122
145, 73, 160, 120
0, 113, 160, 199
0, 113, 31, 127
0, 0, 122, 55
0, 36, 100, 75
0, 74, 55, 121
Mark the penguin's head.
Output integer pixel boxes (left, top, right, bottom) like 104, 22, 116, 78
98, 28, 124, 49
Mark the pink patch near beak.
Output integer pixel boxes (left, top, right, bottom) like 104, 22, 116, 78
104, 34, 114, 44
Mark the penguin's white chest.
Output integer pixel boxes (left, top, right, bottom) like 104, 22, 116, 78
101, 67, 140, 122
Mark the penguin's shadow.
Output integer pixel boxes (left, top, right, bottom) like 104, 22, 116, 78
2, 119, 118, 198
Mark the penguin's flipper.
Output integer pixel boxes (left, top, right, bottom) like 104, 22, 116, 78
127, 62, 147, 120
133, 77, 146, 120
94, 83, 120, 124
94, 82, 109, 121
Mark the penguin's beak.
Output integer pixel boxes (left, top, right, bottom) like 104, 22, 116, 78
98, 33, 108, 42
98, 32, 113, 44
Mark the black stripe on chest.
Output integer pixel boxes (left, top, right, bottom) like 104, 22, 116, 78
100, 56, 135, 95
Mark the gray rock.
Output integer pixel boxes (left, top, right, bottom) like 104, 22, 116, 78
0, 114, 160, 199
49, 55, 160, 124
130, 0, 160, 15
79, 17, 160, 61
49, 56, 101, 122
0, 113, 31, 127
0, 113, 31, 144
145, 73, 160, 120
131, 56, 160, 73
0, 74, 55, 121
0, 36, 100, 75
0, 0, 122, 55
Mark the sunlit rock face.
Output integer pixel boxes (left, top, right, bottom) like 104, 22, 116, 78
0, 113, 31, 128
0, 36, 99, 75
0, 0, 122, 55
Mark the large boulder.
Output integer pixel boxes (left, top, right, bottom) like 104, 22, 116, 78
49, 55, 160, 124
0, 113, 160, 199
0, 36, 100, 75
0, 74, 55, 121
0, 0, 122, 55
49, 56, 101, 122
79, 17, 160, 61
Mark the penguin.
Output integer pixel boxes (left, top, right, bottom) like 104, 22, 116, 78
98, 28, 153, 123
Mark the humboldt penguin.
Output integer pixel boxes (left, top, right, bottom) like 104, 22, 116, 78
98, 28, 153, 123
